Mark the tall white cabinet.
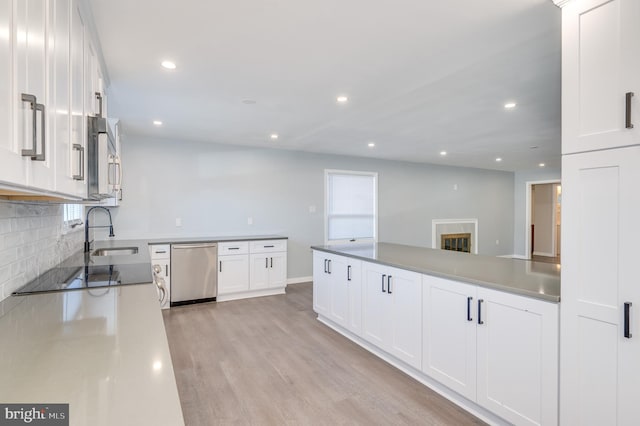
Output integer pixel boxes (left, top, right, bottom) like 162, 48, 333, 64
560, 0, 640, 425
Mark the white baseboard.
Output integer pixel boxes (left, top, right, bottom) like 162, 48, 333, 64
533, 251, 555, 257
287, 276, 312, 285
502, 254, 530, 260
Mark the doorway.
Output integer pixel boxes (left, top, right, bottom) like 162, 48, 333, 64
527, 181, 561, 263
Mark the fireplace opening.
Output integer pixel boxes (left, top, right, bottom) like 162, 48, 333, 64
441, 233, 471, 253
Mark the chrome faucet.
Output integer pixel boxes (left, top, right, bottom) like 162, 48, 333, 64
84, 206, 115, 253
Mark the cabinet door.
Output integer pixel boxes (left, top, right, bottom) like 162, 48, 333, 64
476, 287, 559, 426
68, 2, 85, 197
361, 262, 390, 349
387, 266, 422, 369
249, 253, 269, 290
561, 147, 640, 426
329, 255, 350, 328
422, 275, 477, 401
312, 251, 330, 315
0, 0, 22, 186
18, 0, 53, 189
50, 0, 75, 196
266, 251, 286, 289
219, 254, 249, 295
562, 0, 640, 154
346, 259, 362, 336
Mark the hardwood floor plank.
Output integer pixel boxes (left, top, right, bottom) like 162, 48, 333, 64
163, 283, 485, 426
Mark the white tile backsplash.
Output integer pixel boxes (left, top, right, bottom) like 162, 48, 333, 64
0, 202, 84, 301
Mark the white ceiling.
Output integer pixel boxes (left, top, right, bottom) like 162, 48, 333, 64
88, 0, 561, 172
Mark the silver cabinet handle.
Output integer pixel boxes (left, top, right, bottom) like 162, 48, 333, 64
219, 260, 222, 272
265, 257, 268, 268
626, 92, 634, 129
270, 257, 273, 268
95, 92, 103, 117
165, 264, 169, 277
32, 102, 46, 161
347, 265, 352, 281
624, 302, 632, 338
73, 144, 84, 180
21, 93, 38, 158
387, 275, 392, 294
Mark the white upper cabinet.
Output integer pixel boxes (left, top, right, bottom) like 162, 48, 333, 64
0, 0, 106, 198
16, 0, 54, 190
0, 0, 22, 186
562, 0, 640, 154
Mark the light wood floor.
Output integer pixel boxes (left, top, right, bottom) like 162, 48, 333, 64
163, 283, 485, 426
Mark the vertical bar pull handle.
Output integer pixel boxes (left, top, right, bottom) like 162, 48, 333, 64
381, 274, 387, 293
219, 260, 222, 273
626, 92, 634, 129
478, 299, 484, 325
32, 102, 46, 161
324, 259, 327, 273
347, 265, 352, 281
96, 92, 103, 117
624, 302, 632, 338
165, 264, 168, 277
265, 257, 268, 268
387, 275, 392, 294
73, 144, 85, 180
270, 257, 273, 268
327, 259, 331, 274
467, 297, 473, 321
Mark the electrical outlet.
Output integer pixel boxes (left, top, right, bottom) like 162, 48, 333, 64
453, 184, 458, 190
175, 218, 182, 227
247, 217, 253, 225
309, 205, 316, 213
496, 239, 500, 245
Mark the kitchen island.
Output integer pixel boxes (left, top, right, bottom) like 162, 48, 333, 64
312, 243, 560, 426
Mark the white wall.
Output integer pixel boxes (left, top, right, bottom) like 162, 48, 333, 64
513, 168, 561, 257
111, 136, 516, 279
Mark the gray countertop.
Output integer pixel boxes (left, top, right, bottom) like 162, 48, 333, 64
311, 243, 561, 302
0, 284, 184, 426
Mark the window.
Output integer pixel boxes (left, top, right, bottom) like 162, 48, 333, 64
63, 204, 83, 231
325, 170, 377, 244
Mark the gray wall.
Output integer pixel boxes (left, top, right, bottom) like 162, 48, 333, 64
111, 136, 515, 279
513, 168, 561, 257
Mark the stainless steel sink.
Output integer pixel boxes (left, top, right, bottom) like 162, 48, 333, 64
92, 247, 139, 256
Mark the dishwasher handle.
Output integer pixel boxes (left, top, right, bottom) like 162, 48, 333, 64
172, 243, 217, 249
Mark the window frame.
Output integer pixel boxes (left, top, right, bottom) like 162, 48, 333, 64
62, 204, 84, 234
324, 169, 378, 245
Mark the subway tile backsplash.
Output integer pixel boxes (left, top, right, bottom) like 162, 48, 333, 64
0, 202, 83, 302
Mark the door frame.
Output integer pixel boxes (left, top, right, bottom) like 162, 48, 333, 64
525, 180, 561, 259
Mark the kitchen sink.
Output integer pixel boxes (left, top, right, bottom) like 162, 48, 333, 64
92, 247, 139, 256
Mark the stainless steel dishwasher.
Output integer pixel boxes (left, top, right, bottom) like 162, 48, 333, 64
170, 243, 218, 305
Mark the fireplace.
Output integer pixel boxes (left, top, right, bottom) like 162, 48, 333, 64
432, 219, 478, 254
441, 233, 471, 253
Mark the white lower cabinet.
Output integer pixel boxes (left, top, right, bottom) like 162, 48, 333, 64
312, 250, 559, 425
217, 239, 287, 301
218, 254, 249, 294
313, 252, 362, 335
361, 261, 422, 370
422, 275, 559, 426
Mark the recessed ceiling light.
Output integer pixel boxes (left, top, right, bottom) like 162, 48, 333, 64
368, 142, 375, 148
539, 163, 546, 167
242, 99, 257, 104
336, 96, 348, 103
270, 134, 279, 140
530, 146, 539, 149
495, 157, 502, 162
153, 120, 163, 126
161, 60, 176, 70
440, 151, 447, 156
504, 102, 517, 109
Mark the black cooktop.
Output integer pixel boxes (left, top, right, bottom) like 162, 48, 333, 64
13, 262, 152, 295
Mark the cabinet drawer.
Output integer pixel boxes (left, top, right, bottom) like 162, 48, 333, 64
149, 244, 170, 259
250, 239, 287, 253
218, 241, 249, 255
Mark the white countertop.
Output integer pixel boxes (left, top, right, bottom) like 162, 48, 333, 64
312, 243, 561, 302
0, 284, 184, 426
